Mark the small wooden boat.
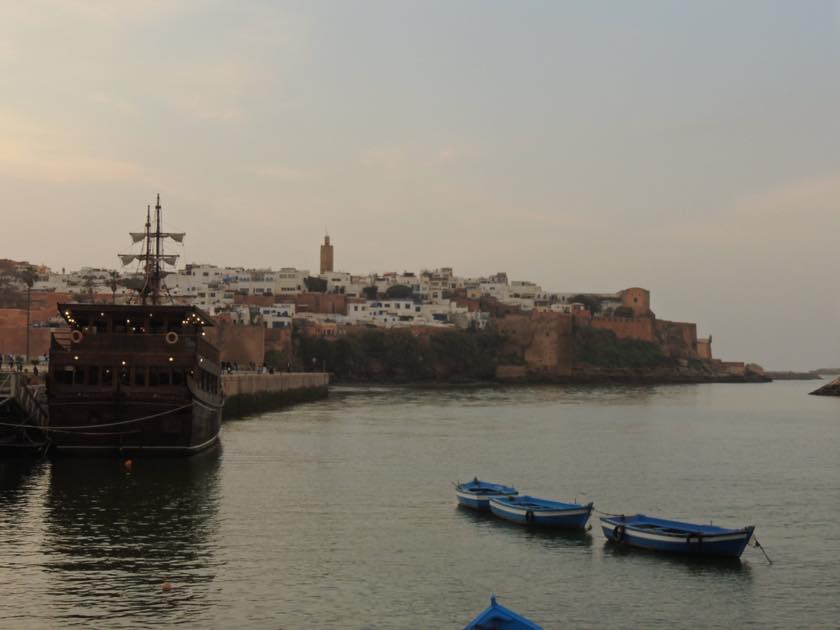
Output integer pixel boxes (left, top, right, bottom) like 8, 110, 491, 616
599, 514, 755, 558
489, 495, 593, 528
464, 595, 543, 630
455, 478, 517, 511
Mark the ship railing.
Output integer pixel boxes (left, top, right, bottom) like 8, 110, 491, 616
51, 332, 201, 355
8, 373, 48, 428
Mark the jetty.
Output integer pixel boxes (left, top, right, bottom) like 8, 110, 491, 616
0, 373, 48, 451
222, 372, 329, 417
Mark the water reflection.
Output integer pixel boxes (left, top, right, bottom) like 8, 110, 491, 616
455, 505, 593, 549
0, 457, 48, 506
42, 447, 223, 626
600, 539, 754, 578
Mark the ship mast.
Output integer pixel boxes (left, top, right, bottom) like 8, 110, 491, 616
119, 194, 185, 305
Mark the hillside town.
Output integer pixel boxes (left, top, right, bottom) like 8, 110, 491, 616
1, 233, 763, 382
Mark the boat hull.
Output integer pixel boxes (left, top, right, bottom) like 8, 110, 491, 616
455, 480, 518, 511
456, 490, 512, 511
600, 517, 754, 558
46, 396, 222, 455
490, 498, 592, 528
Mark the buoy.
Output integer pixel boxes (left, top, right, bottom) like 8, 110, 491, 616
161, 581, 173, 592
123, 459, 133, 472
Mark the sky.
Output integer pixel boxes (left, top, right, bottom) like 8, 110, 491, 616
1, 0, 839, 370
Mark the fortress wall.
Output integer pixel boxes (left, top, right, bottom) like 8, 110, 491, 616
590, 316, 656, 343
206, 322, 265, 365
495, 312, 573, 376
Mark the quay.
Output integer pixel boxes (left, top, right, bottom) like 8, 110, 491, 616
222, 372, 330, 418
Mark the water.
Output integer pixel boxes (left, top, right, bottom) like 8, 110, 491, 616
1, 380, 838, 628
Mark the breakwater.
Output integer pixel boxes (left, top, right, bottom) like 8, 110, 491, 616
222, 372, 329, 418
810, 376, 840, 396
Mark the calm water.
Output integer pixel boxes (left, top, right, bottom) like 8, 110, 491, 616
1, 381, 838, 628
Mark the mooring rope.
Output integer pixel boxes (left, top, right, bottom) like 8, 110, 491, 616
0, 403, 192, 433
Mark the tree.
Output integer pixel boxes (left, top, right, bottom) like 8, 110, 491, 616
384, 284, 413, 299
109, 271, 119, 304
568, 294, 602, 314
361, 286, 378, 300
17, 266, 38, 362
304, 276, 328, 293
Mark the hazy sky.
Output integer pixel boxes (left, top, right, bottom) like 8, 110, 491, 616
2, 1, 839, 370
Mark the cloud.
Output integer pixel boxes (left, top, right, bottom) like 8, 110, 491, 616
256, 166, 309, 181
0, 109, 155, 184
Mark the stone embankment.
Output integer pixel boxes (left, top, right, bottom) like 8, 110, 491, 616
222, 372, 329, 418
810, 377, 840, 396
765, 371, 822, 381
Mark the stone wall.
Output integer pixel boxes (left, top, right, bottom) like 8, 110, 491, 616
222, 372, 329, 417
206, 322, 265, 365
495, 311, 573, 377
0, 326, 52, 356
654, 319, 698, 359
590, 316, 656, 343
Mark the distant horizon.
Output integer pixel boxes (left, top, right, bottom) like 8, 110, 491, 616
2, 1, 838, 371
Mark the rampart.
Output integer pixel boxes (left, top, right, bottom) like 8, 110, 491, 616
206, 322, 265, 365
590, 316, 656, 343
495, 311, 573, 376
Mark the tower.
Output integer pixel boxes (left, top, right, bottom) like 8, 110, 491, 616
320, 233, 334, 274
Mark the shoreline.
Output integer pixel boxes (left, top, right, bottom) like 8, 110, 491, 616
328, 372, 771, 388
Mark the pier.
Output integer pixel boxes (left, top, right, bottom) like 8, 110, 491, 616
0, 373, 48, 450
222, 372, 329, 418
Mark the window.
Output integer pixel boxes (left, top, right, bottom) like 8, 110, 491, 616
54, 367, 74, 385
120, 368, 130, 386
134, 368, 146, 387
172, 369, 185, 386
102, 367, 113, 386
88, 366, 99, 386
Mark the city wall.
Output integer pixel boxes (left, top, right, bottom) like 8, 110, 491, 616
590, 316, 656, 343
495, 311, 573, 377
206, 322, 265, 365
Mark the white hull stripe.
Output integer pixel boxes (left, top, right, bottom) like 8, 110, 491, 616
492, 501, 590, 518
456, 491, 512, 501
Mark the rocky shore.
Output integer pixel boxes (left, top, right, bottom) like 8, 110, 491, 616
810, 377, 840, 396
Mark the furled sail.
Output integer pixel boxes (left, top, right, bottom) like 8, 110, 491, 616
130, 232, 146, 243
119, 254, 138, 265
162, 255, 179, 265
168, 233, 186, 243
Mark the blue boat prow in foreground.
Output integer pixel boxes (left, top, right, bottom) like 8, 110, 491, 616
464, 595, 543, 630
456, 478, 518, 511
490, 495, 593, 529
600, 514, 755, 558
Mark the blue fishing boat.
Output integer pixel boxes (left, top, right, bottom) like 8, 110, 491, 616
464, 595, 543, 630
455, 478, 517, 511
600, 514, 755, 558
489, 495, 593, 528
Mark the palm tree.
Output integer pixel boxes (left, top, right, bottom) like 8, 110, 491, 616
17, 266, 38, 364
109, 270, 119, 304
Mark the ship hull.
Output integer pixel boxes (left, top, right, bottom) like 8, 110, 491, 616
47, 396, 222, 455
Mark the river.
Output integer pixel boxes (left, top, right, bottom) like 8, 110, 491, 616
1, 380, 838, 628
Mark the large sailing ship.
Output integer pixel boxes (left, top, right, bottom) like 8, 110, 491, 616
46, 195, 224, 454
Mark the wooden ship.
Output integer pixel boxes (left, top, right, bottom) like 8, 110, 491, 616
46, 195, 224, 454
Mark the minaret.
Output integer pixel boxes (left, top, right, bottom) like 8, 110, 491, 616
320, 232, 334, 274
